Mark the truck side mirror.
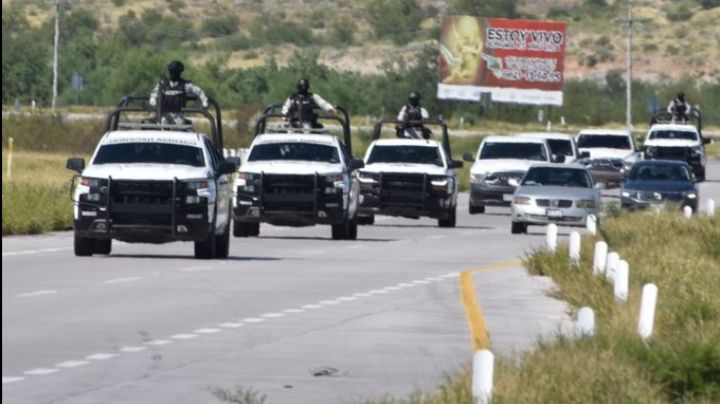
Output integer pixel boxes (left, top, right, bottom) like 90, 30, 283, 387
66, 157, 85, 173
350, 159, 365, 170
449, 160, 464, 169
703, 138, 712, 145
218, 161, 237, 175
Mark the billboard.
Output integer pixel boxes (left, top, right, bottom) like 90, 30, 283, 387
438, 16, 567, 106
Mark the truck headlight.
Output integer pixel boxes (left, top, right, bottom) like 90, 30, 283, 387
621, 190, 632, 198
236, 172, 257, 193
430, 175, 449, 192
685, 192, 697, 199
576, 199, 597, 208
358, 171, 378, 182
471, 174, 486, 184
645, 146, 656, 157
325, 173, 347, 193
77, 177, 108, 203
513, 196, 532, 205
690, 146, 703, 156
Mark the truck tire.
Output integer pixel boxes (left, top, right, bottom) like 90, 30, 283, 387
469, 204, 485, 214
332, 214, 357, 240
358, 215, 375, 225
195, 229, 217, 259
511, 222, 527, 234
215, 220, 230, 258
696, 167, 706, 182
95, 239, 112, 255
347, 215, 358, 240
74, 232, 95, 257
248, 222, 260, 236
233, 221, 260, 237
438, 206, 457, 228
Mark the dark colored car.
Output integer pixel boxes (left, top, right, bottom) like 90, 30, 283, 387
620, 160, 699, 211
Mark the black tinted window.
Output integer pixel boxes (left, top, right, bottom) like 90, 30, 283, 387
367, 145, 443, 166
480, 142, 547, 161
648, 130, 698, 141
577, 135, 631, 149
248, 142, 340, 163
547, 139, 574, 156
630, 164, 692, 182
93, 143, 205, 167
522, 167, 591, 188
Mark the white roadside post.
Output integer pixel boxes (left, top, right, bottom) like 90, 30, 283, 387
638, 283, 658, 340
605, 251, 620, 282
576, 307, 595, 337
593, 241, 608, 276
586, 214, 597, 235
707, 199, 715, 217
683, 205, 692, 219
546, 223, 558, 252
614, 260, 629, 302
223, 148, 229, 158
472, 350, 494, 404
569, 231, 581, 266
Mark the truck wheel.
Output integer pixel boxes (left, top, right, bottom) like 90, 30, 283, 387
511, 222, 527, 234
438, 206, 457, 228
94, 239, 112, 255
696, 167, 706, 182
347, 215, 358, 240
74, 232, 94, 257
248, 222, 260, 237
233, 221, 248, 237
469, 204, 485, 214
332, 216, 355, 240
358, 215, 375, 225
195, 229, 217, 259
215, 220, 231, 258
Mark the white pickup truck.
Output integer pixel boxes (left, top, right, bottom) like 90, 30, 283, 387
643, 123, 710, 181
67, 97, 237, 259
575, 129, 640, 187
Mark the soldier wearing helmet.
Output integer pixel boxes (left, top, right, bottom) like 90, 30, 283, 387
396, 91, 430, 139
149, 60, 209, 125
281, 78, 337, 129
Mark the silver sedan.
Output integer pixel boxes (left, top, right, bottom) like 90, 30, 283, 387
510, 163, 602, 234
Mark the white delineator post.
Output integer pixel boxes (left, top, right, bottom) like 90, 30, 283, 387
614, 260, 629, 302
472, 350, 494, 404
638, 283, 658, 340
576, 307, 595, 337
605, 252, 620, 282
593, 241, 608, 276
586, 214, 597, 235
683, 205, 692, 219
546, 223, 558, 252
707, 199, 715, 217
569, 231, 581, 266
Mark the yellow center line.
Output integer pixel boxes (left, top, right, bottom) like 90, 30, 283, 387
459, 259, 523, 352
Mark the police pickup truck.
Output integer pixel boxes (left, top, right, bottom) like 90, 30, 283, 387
233, 106, 364, 240
357, 119, 462, 227
66, 96, 238, 259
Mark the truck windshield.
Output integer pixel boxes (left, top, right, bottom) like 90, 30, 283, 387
521, 167, 592, 188
367, 145, 443, 166
546, 139, 574, 156
480, 142, 547, 161
248, 142, 340, 163
93, 143, 205, 167
648, 130, 698, 141
630, 164, 692, 182
577, 135, 631, 149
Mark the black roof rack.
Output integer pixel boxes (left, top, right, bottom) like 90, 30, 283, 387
371, 119, 453, 158
650, 108, 703, 138
105, 95, 225, 152
253, 104, 355, 158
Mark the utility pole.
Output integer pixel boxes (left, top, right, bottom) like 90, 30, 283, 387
625, 0, 633, 132
52, 0, 61, 111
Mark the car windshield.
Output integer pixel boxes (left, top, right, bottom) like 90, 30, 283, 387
521, 167, 592, 188
367, 145, 443, 166
648, 130, 698, 141
630, 164, 692, 182
479, 142, 547, 161
546, 139, 574, 156
577, 135, 631, 149
93, 143, 205, 167
248, 142, 340, 163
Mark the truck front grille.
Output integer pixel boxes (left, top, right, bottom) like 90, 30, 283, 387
111, 180, 175, 204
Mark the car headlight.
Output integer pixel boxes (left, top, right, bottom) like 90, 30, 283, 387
621, 190, 632, 198
77, 177, 108, 203
513, 196, 532, 205
184, 179, 212, 203
430, 175, 450, 192
80, 177, 108, 188
576, 199, 597, 208
685, 192, 697, 199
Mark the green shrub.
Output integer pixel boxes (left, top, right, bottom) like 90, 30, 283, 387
2, 181, 73, 235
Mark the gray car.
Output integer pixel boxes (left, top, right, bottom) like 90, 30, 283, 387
510, 164, 602, 234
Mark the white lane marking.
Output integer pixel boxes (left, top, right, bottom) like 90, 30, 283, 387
16, 290, 57, 298
171, 334, 198, 340
144, 340, 172, 346
103, 277, 144, 285
23, 368, 59, 376
398, 282, 415, 287
366, 289, 384, 295
318, 300, 341, 305
283, 308, 305, 314
178, 266, 212, 272
2, 247, 71, 257
412, 280, 430, 285
384, 286, 402, 291
301, 304, 323, 310
353, 293, 372, 298
260, 313, 285, 318
300, 250, 326, 255
336, 296, 357, 302
194, 328, 222, 334
220, 322, 244, 328
440, 272, 459, 278
3, 376, 25, 384
425, 277, 444, 282
241, 317, 266, 323
55, 361, 89, 368
86, 353, 118, 360
373, 289, 389, 294
427, 235, 446, 239
120, 346, 147, 353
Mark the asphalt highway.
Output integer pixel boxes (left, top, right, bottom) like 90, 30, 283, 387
3, 161, 719, 404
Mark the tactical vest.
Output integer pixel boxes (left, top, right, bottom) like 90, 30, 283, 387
405, 105, 424, 124
159, 79, 187, 113
289, 93, 318, 121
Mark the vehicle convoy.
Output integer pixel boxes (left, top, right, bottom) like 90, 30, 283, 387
520, 132, 579, 163
620, 160, 699, 212
465, 136, 559, 214
510, 164, 601, 234
233, 106, 364, 240
357, 119, 463, 227
643, 110, 711, 181
66, 96, 238, 259
575, 129, 640, 187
